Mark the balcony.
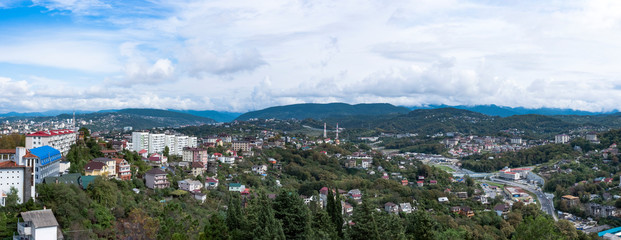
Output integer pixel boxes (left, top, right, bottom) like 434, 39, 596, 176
17, 221, 31, 236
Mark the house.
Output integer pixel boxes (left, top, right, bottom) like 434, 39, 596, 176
0, 161, 32, 206
92, 157, 117, 177
429, 180, 437, 185
494, 204, 510, 216
148, 153, 167, 166
438, 197, 449, 203
84, 161, 108, 177
400, 203, 413, 213
100, 149, 118, 158
194, 193, 207, 203
190, 162, 205, 177
459, 206, 475, 217
114, 158, 131, 180
229, 183, 245, 192
348, 189, 362, 203
417, 181, 424, 187
205, 177, 219, 189
17, 209, 63, 240
456, 192, 468, 199
385, 202, 399, 214
145, 168, 170, 189
450, 206, 461, 213
401, 179, 409, 186
342, 201, 354, 216
586, 203, 618, 218
178, 179, 203, 192
561, 195, 580, 208
252, 165, 268, 175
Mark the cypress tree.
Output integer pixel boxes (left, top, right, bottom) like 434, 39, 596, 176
347, 198, 381, 240
326, 187, 343, 238
226, 193, 243, 238
273, 189, 311, 239
247, 192, 285, 240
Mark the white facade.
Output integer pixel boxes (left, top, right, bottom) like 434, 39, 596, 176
148, 134, 166, 154
555, 134, 570, 144
132, 132, 149, 152
26, 129, 76, 156
499, 170, 520, 180
178, 179, 203, 192
0, 167, 25, 206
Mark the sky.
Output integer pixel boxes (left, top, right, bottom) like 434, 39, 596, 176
1, 0, 621, 113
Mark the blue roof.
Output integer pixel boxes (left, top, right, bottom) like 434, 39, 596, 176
29, 146, 62, 166
598, 226, 621, 237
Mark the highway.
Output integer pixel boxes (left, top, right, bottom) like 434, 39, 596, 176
489, 177, 558, 221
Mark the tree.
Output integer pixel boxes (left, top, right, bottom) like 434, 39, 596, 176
326, 188, 343, 238
405, 210, 436, 240
273, 189, 311, 239
246, 192, 285, 240
226, 193, 244, 238
311, 204, 337, 239
512, 215, 561, 240
201, 213, 229, 240
5, 187, 19, 208
117, 208, 159, 240
347, 198, 381, 240
164, 146, 170, 159
87, 177, 118, 208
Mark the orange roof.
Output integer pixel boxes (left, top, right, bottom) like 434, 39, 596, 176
0, 161, 25, 168
0, 149, 16, 154
113, 158, 125, 164
23, 150, 37, 159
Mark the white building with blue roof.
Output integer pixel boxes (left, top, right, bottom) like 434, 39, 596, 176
26, 146, 62, 184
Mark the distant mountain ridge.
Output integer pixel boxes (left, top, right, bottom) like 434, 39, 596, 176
408, 104, 616, 117
235, 103, 411, 121
170, 110, 241, 122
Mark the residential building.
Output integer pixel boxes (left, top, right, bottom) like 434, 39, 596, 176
16, 209, 62, 240
586, 203, 618, 218
92, 157, 116, 177
0, 161, 31, 206
0, 149, 15, 162
555, 134, 570, 144
28, 146, 62, 184
190, 162, 205, 177
148, 153, 167, 166
145, 168, 170, 189
178, 179, 203, 192
229, 183, 245, 192
384, 202, 399, 214
400, 203, 413, 214
231, 141, 251, 152
114, 158, 131, 180
205, 177, 219, 189
84, 161, 108, 177
148, 134, 166, 154
132, 132, 149, 152
26, 129, 76, 156
562, 195, 580, 208
182, 147, 208, 164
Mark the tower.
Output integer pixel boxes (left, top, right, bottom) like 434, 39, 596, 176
323, 123, 327, 139
335, 123, 340, 145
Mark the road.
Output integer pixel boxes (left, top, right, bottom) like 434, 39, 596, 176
489, 177, 558, 221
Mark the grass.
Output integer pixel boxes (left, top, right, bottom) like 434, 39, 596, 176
432, 165, 455, 173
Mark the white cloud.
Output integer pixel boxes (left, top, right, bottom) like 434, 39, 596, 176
3, 0, 621, 113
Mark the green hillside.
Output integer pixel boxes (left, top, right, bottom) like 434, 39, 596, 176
235, 103, 410, 121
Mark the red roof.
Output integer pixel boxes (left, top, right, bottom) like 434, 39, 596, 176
0, 161, 25, 168
205, 177, 219, 183
27, 129, 74, 137
138, 149, 147, 154
0, 149, 16, 154
23, 150, 37, 159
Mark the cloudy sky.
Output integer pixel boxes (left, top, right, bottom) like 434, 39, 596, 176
1, 0, 621, 113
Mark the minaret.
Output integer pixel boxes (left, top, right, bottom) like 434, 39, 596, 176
323, 123, 327, 138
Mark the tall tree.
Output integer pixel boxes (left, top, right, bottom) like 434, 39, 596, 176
273, 189, 311, 239
116, 208, 159, 240
405, 210, 436, 240
512, 216, 562, 240
5, 187, 19, 208
347, 198, 381, 240
246, 192, 285, 240
311, 205, 338, 239
201, 213, 229, 240
226, 193, 244, 239
326, 188, 343, 238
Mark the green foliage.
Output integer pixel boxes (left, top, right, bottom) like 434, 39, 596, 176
5, 187, 19, 208
405, 211, 436, 240
512, 215, 562, 240
246, 192, 286, 240
462, 143, 577, 172
326, 188, 344, 238
0, 134, 24, 149
201, 213, 229, 240
273, 189, 311, 239
347, 198, 381, 240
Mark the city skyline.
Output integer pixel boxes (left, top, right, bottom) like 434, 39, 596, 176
1, 0, 621, 113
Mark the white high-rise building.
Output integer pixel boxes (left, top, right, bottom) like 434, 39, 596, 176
149, 134, 166, 154
555, 134, 570, 144
25, 129, 76, 156
132, 132, 149, 152
165, 135, 177, 155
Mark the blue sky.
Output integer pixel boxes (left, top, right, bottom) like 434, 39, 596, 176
1, 0, 621, 113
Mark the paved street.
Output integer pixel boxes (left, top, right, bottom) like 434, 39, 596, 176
489, 177, 558, 221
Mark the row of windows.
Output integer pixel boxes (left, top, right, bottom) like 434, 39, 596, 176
0, 176, 20, 179
0, 182, 19, 185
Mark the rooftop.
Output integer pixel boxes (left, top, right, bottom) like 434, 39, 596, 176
20, 209, 59, 228
27, 129, 74, 137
